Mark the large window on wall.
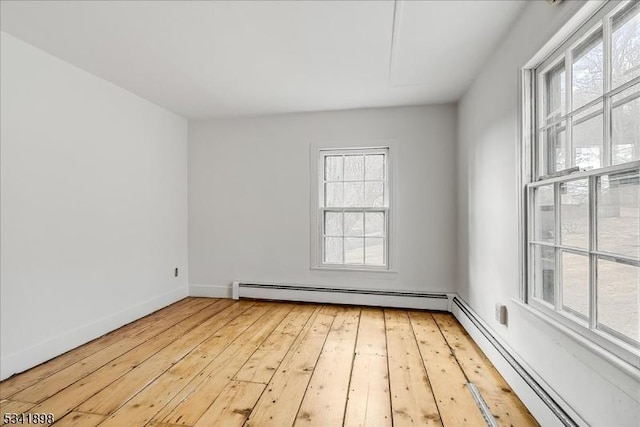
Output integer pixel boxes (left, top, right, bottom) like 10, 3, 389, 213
526, 0, 639, 364
316, 147, 389, 270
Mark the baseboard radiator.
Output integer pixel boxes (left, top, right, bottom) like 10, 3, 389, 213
231, 281, 452, 311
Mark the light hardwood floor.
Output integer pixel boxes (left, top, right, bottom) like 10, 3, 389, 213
0, 298, 538, 427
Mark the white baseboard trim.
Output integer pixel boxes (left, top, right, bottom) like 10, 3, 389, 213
450, 296, 585, 427
189, 283, 233, 298
230, 281, 453, 311
0, 285, 188, 381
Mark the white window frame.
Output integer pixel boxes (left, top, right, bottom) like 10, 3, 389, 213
519, 0, 640, 371
310, 141, 396, 272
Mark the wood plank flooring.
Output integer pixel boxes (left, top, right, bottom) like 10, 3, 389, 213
0, 298, 538, 427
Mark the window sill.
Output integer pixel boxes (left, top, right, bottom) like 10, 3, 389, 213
512, 298, 640, 381
310, 266, 398, 274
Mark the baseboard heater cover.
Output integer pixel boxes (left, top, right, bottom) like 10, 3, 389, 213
452, 297, 579, 427
232, 281, 451, 311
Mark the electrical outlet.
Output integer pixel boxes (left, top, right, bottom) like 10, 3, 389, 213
495, 304, 507, 325
174, 267, 179, 277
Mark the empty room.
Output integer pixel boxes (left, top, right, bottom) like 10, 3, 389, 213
0, 0, 638, 426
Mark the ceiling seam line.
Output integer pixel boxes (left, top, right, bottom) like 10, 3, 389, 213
388, 0, 399, 85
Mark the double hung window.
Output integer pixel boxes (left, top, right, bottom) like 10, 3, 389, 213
526, 0, 639, 362
317, 148, 389, 269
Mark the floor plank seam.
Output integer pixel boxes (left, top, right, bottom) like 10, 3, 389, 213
407, 311, 444, 426
291, 307, 338, 425
340, 308, 362, 427
62, 409, 105, 417
432, 313, 471, 384
382, 309, 395, 427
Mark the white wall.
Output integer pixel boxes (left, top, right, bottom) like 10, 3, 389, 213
189, 105, 457, 295
0, 32, 189, 380
457, 2, 640, 426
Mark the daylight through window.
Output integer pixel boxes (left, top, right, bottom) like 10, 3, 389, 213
527, 0, 640, 354
319, 148, 389, 268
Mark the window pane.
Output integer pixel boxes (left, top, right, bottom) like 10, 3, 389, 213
541, 123, 566, 174
560, 179, 589, 249
612, 1, 640, 89
324, 237, 343, 264
533, 244, 556, 304
572, 31, 603, 110
597, 170, 640, 259
573, 105, 603, 170
544, 62, 566, 122
344, 238, 364, 264
533, 185, 555, 243
561, 251, 590, 318
364, 182, 384, 207
365, 238, 385, 266
324, 156, 343, 181
365, 212, 385, 237
318, 149, 389, 269
365, 155, 385, 181
344, 212, 364, 237
597, 259, 639, 343
344, 182, 364, 207
324, 212, 343, 236
612, 85, 640, 165
325, 183, 343, 207
344, 155, 364, 181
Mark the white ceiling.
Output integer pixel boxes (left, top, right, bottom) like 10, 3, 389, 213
0, 1, 525, 119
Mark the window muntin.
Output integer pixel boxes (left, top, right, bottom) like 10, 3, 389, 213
533, 184, 555, 243
612, 1, 640, 88
528, 170, 640, 348
572, 30, 604, 111
532, 243, 556, 305
528, 1, 640, 355
560, 178, 589, 249
596, 170, 640, 259
612, 83, 640, 164
598, 258, 639, 343
561, 251, 590, 318
537, 2, 640, 177
319, 148, 389, 268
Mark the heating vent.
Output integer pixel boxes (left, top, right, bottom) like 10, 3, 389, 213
232, 281, 452, 311
467, 382, 499, 427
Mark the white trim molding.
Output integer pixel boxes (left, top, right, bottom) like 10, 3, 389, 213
309, 139, 398, 272
523, 0, 608, 69
520, 0, 640, 368
189, 283, 233, 299
513, 298, 640, 382
0, 285, 188, 381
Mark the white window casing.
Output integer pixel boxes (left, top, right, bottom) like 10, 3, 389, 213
520, 0, 640, 370
310, 141, 396, 272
